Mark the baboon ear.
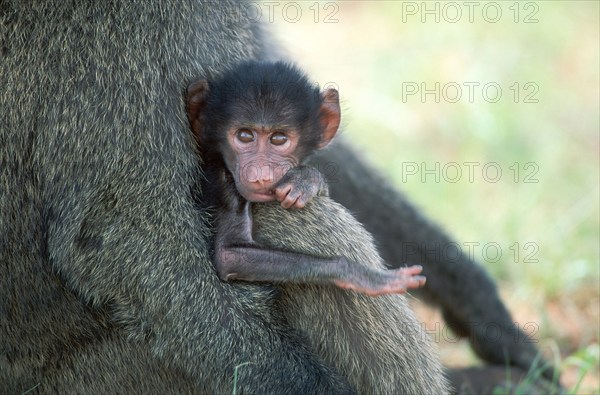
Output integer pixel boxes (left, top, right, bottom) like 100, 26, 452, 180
317, 88, 341, 149
186, 80, 209, 140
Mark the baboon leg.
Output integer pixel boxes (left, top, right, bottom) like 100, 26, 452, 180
253, 199, 450, 394
310, 141, 550, 378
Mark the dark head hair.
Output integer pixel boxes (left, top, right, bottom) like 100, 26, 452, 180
203, 61, 323, 154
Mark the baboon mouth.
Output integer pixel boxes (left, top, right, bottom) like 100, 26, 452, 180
244, 190, 275, 202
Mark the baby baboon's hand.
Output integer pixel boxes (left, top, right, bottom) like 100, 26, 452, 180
274, 166, 327, 209
332, 265, 426, 297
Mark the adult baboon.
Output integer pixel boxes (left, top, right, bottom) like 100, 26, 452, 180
0, 1, 548, 393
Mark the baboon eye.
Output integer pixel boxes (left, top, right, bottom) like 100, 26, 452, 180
270, 132, 288, 146
236, 129, 255, 143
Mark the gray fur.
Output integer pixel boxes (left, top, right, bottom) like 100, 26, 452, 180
254, 199, 449, 394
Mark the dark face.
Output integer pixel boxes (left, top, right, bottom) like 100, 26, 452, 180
221, 124, 302, 202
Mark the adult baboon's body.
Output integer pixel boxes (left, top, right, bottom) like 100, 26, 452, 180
0, 1, 542, 393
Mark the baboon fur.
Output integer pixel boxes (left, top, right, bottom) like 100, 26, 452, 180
253, 199, 448, 394
0, 0, 549, 393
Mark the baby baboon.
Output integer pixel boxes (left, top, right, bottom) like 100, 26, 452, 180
187, 61, 426, 296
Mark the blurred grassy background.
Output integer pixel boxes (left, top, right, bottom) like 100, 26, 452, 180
267, 1, 599, 392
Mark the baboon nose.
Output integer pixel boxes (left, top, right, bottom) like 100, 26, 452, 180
256, 165, 274, 183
